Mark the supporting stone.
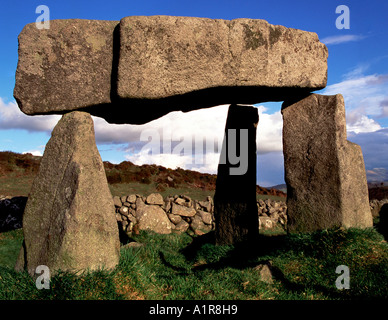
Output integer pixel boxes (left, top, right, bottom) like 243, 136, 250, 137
282, 93, 373, 232
15, 111, 120, 275
214, 104, 259, 245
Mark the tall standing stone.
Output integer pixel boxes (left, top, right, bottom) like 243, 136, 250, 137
282, 94, 373, 232
15, 111, 120, 275
214, 104, 259, 245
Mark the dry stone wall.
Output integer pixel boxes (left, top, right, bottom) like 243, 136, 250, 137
113, 193, 288, 235
2, 194, 387, 236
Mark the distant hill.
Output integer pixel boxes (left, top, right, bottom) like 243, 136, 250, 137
269, 184, 287, 193
0, 151, 287, 198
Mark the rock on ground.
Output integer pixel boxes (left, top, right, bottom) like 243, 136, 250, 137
136, 205, 173, 234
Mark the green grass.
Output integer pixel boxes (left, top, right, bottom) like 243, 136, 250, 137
0, 226, 387, 300
0, 229, 23, 268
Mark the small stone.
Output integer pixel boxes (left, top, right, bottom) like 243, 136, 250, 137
259, 217, 274, 230
175, 197, 186, 206
122, 242, 144, 249
268, 207, 277, 215
190, 215, 206, 231
172, 203, 196, 217
146, 193, 164, 205
198, 200, 212, 212
254, 262, 273, 284
113, 196, 122, 208
119, 206, 129, 216
168, 213, 182, 225
135, 197, 146, 218
174, 220, 189, 233
198, 210, 212, 225
126, 194, 137, 203
165, 199, 172, 213
127, 213, 137, 224
270, 212, 279, 221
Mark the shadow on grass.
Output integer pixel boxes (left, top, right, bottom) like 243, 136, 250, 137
171, 230, 378, 300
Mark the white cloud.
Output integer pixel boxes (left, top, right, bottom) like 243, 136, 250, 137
23, 149, 43, 157
323, 70, 388, 133
345, 109, 382, 134
120, 104, 283, 173
321, 34, 365, 45
256, 108, 283, 154
0, 97, 60, 132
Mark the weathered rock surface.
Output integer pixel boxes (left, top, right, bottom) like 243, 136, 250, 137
172, 203, 197, 217
282, 94, 373, 232
118, 16, 327, 100
136, 204, 172, 234
146, 193, 164, 205
14, 20, 118, 116
254, 261, 274, 284
15, 111, 120, 275
214, 104, 259, 245
14, 16, 327, 124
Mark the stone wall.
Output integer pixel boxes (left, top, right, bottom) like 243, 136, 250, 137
113, 193, 288, 236
2, 193, 387, 235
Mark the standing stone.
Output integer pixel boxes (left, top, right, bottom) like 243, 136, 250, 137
282, 94, 373, 232
15, 111, 120, 275
214, 104, 259, 245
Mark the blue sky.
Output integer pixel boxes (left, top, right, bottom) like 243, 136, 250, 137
1, 0, 388, 186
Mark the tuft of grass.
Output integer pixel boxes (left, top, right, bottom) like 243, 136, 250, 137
0, 229, 23, 268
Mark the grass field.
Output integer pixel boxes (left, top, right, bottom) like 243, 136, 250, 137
1, 227, 387, 300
